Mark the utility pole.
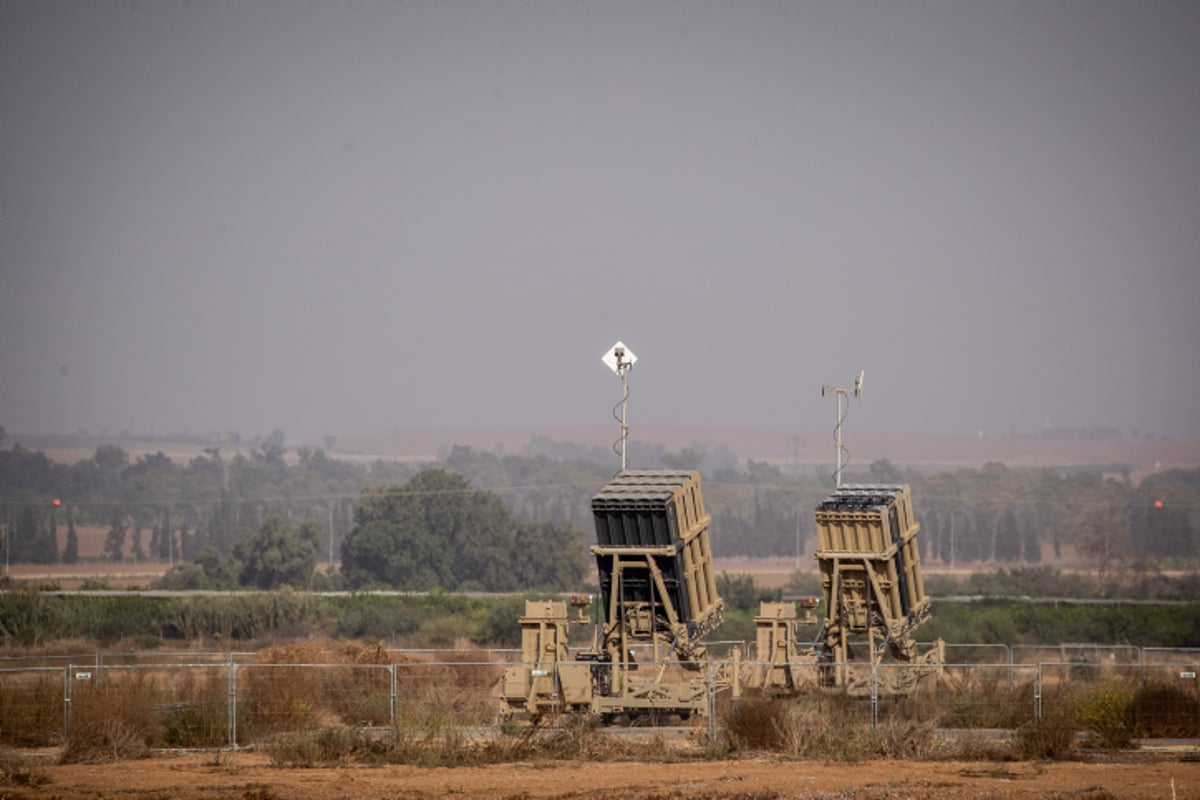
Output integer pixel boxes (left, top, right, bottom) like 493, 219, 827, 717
328, 502, 335, 568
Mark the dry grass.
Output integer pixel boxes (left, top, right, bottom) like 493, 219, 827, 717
241, 639, 501, 742
721, 692, 940, 762
241, 641, 394, 738
24, 639, 1197, 768
0, 673, 63, 747
1129, 681, 1200, 739
263, 714, 685, 769
60, 671, 160, 763
1014, 690, 1077, 760
160, 668, 229, 748
59, 665, 240, 758
0, 747, 50, 789
940, 669, 1036, 729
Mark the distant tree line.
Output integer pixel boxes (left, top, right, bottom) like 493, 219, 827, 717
1, 436, 1196, 595
0, 441, 598, 592
339, 468, 588, 591
0, 441, 413, 569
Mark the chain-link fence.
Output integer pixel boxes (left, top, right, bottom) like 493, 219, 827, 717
3, 650, 1198, 752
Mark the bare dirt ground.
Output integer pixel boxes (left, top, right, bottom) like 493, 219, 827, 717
5, 750, 1199, 799
9, 560, 171, 589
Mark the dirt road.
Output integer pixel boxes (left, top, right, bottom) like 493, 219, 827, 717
4, 751, 1199, 799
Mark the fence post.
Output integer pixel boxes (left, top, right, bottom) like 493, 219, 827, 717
63, 665, 72, 742
389, 662, 398, 731
227, 653, 237, 749
706, 666, 717, 743
1034, 663, 1042, 722
870, 662, 879, 730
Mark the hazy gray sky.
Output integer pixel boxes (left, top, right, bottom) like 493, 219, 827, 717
2, 0, 1198, 441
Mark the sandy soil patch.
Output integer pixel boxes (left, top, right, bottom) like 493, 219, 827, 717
4, 751, 1198, 799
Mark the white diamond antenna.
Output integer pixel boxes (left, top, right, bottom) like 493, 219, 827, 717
601, 341, 637, 472
602, 341, 637, 375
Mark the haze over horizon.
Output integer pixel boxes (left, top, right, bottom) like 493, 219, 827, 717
3, 1, 1198, 443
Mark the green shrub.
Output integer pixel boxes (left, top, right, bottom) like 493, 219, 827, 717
1073, 684, 1135, 749
717, 573, 781, 611
159, 669, 230, 748
417, 615, 477, 647
0, 590, 68, 646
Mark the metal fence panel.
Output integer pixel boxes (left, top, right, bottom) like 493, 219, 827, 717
392, 661, 504, 731
875, 663, 1038, 730
1012, 643, 1140, 665
234, 664, 393, 744
1038, 661, 1200, 740
63, 664, 232, 750
2, 656, 1198, 753
1142, 648, 1200, 666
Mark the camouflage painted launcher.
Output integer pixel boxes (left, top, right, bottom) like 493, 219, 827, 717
591, 470, 723, 659
813, 484, 931, 665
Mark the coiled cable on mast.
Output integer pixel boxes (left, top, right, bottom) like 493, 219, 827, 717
833, 392, 851, 483
612, 373, 630, 474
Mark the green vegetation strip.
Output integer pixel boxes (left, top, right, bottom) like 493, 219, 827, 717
0, 590, 534, 648
3, 590, 1200, 650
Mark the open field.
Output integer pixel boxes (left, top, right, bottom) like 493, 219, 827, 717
8, 553, 1097, 592
12, 515, 1098, 591
8, 524, 174, 588
7, 561, 172, 589
1, 618, 1197, 799
3, 749, 1198, 799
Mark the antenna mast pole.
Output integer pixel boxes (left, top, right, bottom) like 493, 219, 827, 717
617, 356, 631, 471
821, 371, 864, 489
834, 391, 846, 486
602, 341, 638, 474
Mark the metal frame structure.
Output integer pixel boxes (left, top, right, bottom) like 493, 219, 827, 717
502, 470, 725, 719
813, 483, 943, 688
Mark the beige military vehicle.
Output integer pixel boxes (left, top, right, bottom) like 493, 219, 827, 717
502, 475, 941, 719
746, 483, 943, 694
502, 469, 724, 720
